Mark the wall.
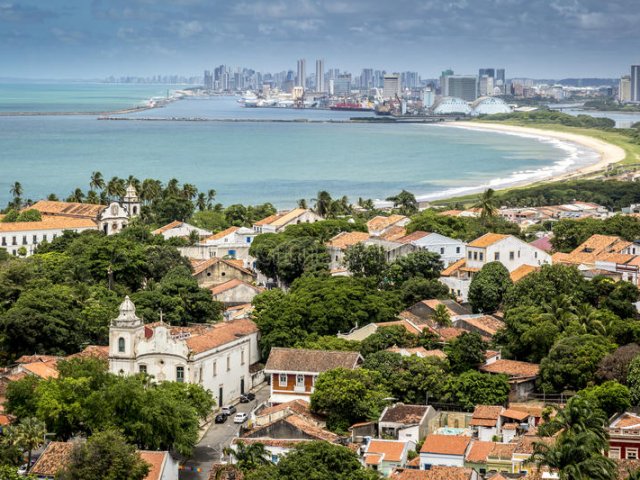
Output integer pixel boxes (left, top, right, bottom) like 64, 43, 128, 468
195, 262, 254, 289
0, 225, 96, 257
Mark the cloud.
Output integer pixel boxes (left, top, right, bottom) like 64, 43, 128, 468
0, 2, 56, 21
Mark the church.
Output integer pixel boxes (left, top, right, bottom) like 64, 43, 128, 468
108, 297, 260, 407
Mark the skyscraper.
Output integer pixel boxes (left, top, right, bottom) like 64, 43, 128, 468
334, 74, 352, 96
203, 70, 213, 90
619, 75, 631, 102
361, 68, 374, 90
478, 68, 495, 79
440, 69, 454, 96
383, 74, 401, 99
446, 76, 478, 102
315, 59, 325, 93
632, 65, 640, 103
296, 59, 306, 89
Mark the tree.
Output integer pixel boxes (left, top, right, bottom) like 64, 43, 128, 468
311, 368, 390, 432
343, 243, 387, 280
57, 430, 150, 480
386, 190, 418, 216
432, 304, 452, 327
579, 381, 631, 417
271, 237, 329, 285
468, 261, 512, 313
443, 371, 510, 409
4, 376, 40, 420
151, 195, 194, 224
628, 355, 640, 405
313, 191, 333, 217
0, 465, 35, 480
399, 277, 450, 306
294, 334, 361, 352
7, 418, 46, 468
540, 335, 616, 393
360, 326, 419, 356
597, 343, 640, 384
223, 441, 272, 471
9, 182, 23, 203
445, 332, 488, 374
386, 251, 443, 286
89, 171, 105, 193
473, 188, 499, 219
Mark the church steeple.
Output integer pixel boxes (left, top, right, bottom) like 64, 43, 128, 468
111, 296, 142, 328
122, 183, 140, 217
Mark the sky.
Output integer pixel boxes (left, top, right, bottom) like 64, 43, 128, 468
1, 0, 638, 79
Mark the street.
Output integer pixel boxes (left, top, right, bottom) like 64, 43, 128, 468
179, 385, 270, 480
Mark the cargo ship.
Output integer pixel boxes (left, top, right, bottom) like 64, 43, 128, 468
330, 102, 374, 112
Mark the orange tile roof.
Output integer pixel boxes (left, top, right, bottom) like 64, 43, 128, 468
374, 319, 424, 335
510, 264, 539, 283
598, 253, 636, 264
501, 408, 530, 421
255, 208, 311, 228
468, 233, 509, 248
441, 258, 466, 276
366, 439, 407, 462
480, 359, 540, 378
152, 220, 182, 234
204, 226, 240, 241
509, 404, 545, 418
367, 214, 408, 233
502, 422, 518, 430
21, 362, 59, 379
397, 231, 430, 244
139, 451, 168, 480
264, 348, 362, 373
184, 319, 258, 354
456, 316, 505, 337
514, 435, 554, 455
327, 231, 370, 249
420, 434, 471, 455
466, 441, 496, 463
29, 200, 105, 218
67, 345, 109, 361
209, 278, 263, 296
0, 216, 97, 233
437, 327, 466, 341
470, 405, 503, 427
488, 442, 516, 460
30, 441, 74, 476
192, 257, 254, 276
364, 453, 383, 465
612, 412, 640, 429
422, 299, 459, 317
258, 399, 311, 418
391, 466, 475, 480
380, 226, 408, 242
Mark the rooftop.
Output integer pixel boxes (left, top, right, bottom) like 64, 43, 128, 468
365, 439, 407, 462
138, 451, 168, 480
29, 200, 106, 218
0, 215, 97, 233
367, 214, 408, 233
209, 278, 263, 296
326, 231, 370, 249
191, 257, 254, 277
264, 348, 362, 374
204, 226, 240, 241
468, 233, 509, 248
30, 441, 74, 477
480, 359, 540, 379
469, 405, 503, 427
420, 434, 471, 456
391, 466, 475, 480
465, 440, 495, 463
510, 264, 539, 283
380, 404, 430, 425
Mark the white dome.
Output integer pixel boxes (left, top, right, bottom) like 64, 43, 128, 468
432, 97, 472, 115
471, 96, 512, 116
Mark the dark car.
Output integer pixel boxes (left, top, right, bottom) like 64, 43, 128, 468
214, 413, 228, 424
239, 392, 256, 403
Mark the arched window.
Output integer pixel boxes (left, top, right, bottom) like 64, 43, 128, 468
118, 337, 125, 353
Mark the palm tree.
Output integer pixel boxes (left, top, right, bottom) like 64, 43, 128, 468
67, 188, 85, 203
386, 190, 418, 215
539, 396, 608, 443
574, 303, 606, 335
297, 198, 308, 209
432, 304, 452, 327
196, 193, 207, 211
537, 295, 577, 329
473, 188, 499, 219
182, 183, 198, 201
223, 441, 272, 471
166, 178, 180, 197
106, 177, 126, 201
140, 179, 162, 204
9, 417, 46, 468
86, 190, 100, 205
10, 181, 23, 199
89, 171, 105, 193
313, 190, 332, 217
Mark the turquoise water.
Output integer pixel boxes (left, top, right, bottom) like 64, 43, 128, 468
0, 86, 598, 208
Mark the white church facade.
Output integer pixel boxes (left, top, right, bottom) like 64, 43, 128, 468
108, 297, 260, 407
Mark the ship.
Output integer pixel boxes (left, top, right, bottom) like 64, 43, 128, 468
330, 102, 374, 112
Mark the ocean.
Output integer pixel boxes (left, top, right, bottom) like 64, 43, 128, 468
0, 83, 601, 208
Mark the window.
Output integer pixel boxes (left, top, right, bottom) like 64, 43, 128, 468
473, 252, 478, 260
609, 447, 621, 459
212, 361, 217, 377
32, 235, 38, 244
468, 251, 472, 260
176, 366, 185, 383
456, 246, 460, 254
535, 252, 538, 259
241, 350, 245, 365
43, 234, 47, 242
494, 252, 500, 261
627, 448, 638, 460
118, 337, 125, 353
296, 374, 305, 387
479, 252, 484, 261
226, 356, 230, 371
1, 237, 5, 246
518, 250, 521, 258
12, 236, 17, 246
440, 247, 444, 254
22, 236, 27, 245
509, 251, 515, 261
139, 365, 147, 374
246, 237, 251, 243
279, 373, 287, 386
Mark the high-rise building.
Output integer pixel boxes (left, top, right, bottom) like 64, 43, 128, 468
296, 59, 306, 89
423, 88, 435, 108
446, 75, 478, 102
619, 75, 632, 102
383, 74, 401, 99
334, 74, 352, 96
361, 68, 374, 90
496, 69, 506, 84
632, 65, 640, 103
315, 59, 325, 93
440, 69, 454, 96
203, 70, 213, 90
479, 75, 495, 97
479, 68, 495, 79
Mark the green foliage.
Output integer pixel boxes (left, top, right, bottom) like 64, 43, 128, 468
363, 351, 449, 404
552, 215, 640, 252
386, 190, 418, 216
406, 209, 520, 242
1, 210, 42, 223
224, 441, 272, 472
386, 251, 443, 286
5, 375, 40, 420
597, 343, 640, 384
484, 109, 616, 129
468, 261, 512, 313
252, 276, 402, 357
294, 334, 361, 352
399, 277, 450, 307
442, 371, 510, 409
628, 355, 640, 405
344, 244, 387, 280
311, 368, 390, 433
0, 465, 36, 480
57, 430, 150, 480
540, 335, 617, 392
360, 326, 419, 356
445, 332, 489, 374
579, 381, 631, 417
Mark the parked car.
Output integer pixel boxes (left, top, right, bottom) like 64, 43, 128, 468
221, 405, 237, 415
234, 412, 248, 424
17, 464, 29, 476
239, 392, 255, 403
214, 413, 228, 424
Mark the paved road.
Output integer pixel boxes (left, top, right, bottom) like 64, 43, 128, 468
179, 385, 270, 480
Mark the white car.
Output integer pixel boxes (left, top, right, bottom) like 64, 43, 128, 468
233, 412, 248, 424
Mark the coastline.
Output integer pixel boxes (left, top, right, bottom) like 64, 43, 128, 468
415, 121, 626, 203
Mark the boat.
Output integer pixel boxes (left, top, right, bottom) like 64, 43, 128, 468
330, 102, 374, 112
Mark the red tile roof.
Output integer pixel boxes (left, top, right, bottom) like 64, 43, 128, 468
391, 466, 474, 480
139, 451, 168, 480
470, 405, 503, 427
192, 257, 254, 276
480, 359, 540, 378
468, 233, 509, 248
466, 441, 496, 463
30, 441, 74, 477
264, 348, 362, 374
420, 434, 471, 456
209, 278, 263, 296
365, 439, 407, 462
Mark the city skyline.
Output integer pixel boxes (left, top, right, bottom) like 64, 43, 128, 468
1, 0, 639, 79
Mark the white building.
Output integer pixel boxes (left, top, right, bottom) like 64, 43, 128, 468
177, 226, 258, 267
253, 208, 323, 234
108, 297, 260, 407
399, 231, 466, 267
152, 221, 212, 240
420, 434, 472, 469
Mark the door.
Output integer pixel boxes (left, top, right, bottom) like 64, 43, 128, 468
240, 377, 245, 395
219, 387, 223, 407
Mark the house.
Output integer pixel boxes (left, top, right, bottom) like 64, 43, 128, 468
408, 299, 471, 323
510, 264, 539, 283
608, 411, 640, 460
9, 355, 60, 380
152, 221, 212, 240
252, 399, 319, 427
264, 348, 363, 404
453, 315, 505, 340
512, 435, 554, 475
367, 215, 410, 237
469, 406, 503, 442
364, 439, 414, 477
480, 360, 540, 402
419, 434, 472, 469
253, 208, 323, 234
391, 466, 478, 480
210, 279, 264, 306
385, 346, 447, 360
397, 231, 466, 267
464, 440, 495, 476
486, 443, 517, 474
191, 257, 255, 289
30, 441, 178, 480
440, 233, 551, 301
551, 234, 636, 271
337, 316, 433, 342
379, 404, 436, 443
179, 226, 258, 264
109, 297, 260, 407
327, 231, 371, 270
364, 237, 419, 263
0, 216, 99, 257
